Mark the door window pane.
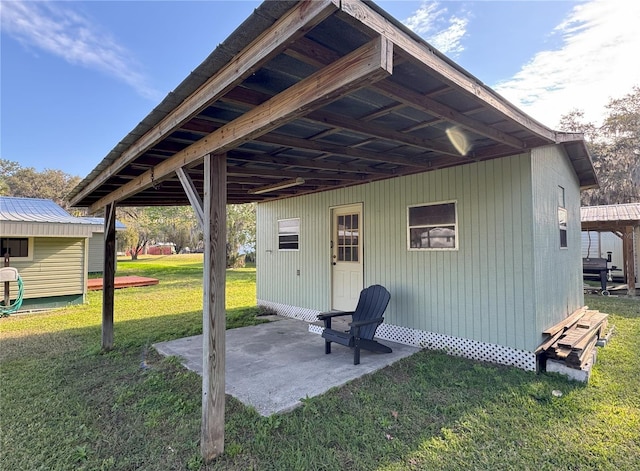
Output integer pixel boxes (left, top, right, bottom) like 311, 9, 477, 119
336, 212, 359, 262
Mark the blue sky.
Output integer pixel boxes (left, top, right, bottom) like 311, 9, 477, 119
1, 0, 638, 179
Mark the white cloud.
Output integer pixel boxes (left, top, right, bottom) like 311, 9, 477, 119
494, 0, 640, 128
0, 1, 158, 100
403, 1, 469, 56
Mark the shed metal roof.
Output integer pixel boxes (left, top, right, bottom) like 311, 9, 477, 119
68, 0, 598, 212
0, 197, 90, 225
0, 196, 100, 238
581, 203, 640, 230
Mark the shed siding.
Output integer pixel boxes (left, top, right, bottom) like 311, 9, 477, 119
258, 153, 538, 351
531, 145, 584, 343
88, 233, 105, 273
7, 237, 87, 300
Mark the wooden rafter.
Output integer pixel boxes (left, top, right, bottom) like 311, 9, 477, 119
70, 0, 339, 207
255, 134, 426, 168
88, 36, 394, 213
339, 0, 557, 143
286, 35, 524, 150
228, 151, 396, 175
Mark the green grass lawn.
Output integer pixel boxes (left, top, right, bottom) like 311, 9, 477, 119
1, 255, 639, 470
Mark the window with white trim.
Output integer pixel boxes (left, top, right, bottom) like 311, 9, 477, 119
408, 201, 457, 250
278, 218, 300, 251
1, 237, 33, 261
558, 186, 567, 248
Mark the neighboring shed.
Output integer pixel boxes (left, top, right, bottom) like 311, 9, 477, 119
66, 1, 598, 460
581, 203, 640, 294
0, 196, 97, 309
82, 217, 126, 273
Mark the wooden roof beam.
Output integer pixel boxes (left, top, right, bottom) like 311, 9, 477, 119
256, 133, 425, 168
373, 80, 524, 149
87, 37, 394, 213
228, 166, 364, 181
339, 0, 557, 142
305, 109, 460, 156
229, 151, 396, 175
70, 0, 339, 207
285, 35, 524, 149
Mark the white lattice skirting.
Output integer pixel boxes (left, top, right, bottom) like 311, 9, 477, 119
258, 300, 537, 371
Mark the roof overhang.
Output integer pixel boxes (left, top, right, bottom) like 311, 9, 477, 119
1, 221, 97, 238
68, 0, 598, 212
581, 203, 640, 231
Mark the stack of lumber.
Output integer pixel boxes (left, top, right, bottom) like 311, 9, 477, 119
536, 307, 608, 369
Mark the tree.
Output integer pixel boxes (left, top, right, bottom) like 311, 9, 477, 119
145, 206, 201, 254
116, 208, 155, 260
116, 206, 203, 260
559, 86, 640, 205
226, 203, 256, 268
0, 159, 81, 209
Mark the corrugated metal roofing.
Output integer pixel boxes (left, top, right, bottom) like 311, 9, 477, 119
67, 0, 598, 211
581, 203, 640, 223
81, 217, 126, 231
0, 197, 91, 224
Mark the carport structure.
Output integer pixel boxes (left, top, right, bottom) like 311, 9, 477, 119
68, 0, 596, 462
581, 203, 640, 295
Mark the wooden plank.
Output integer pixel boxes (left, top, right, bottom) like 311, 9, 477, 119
339, 0, 557, 143
201, 154, 227, 462
176, 168, 204, 228
287, 36, 523, 149
535, 328, 564, 354
69, 0, 339, 207
373, 80, 524, 149
88, 36, 393, 213
542, 306, 588, 336
557, 327, 593, 349
101, 203, 116, 351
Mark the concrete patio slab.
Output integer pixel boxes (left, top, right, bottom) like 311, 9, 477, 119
153, 317, 419, 416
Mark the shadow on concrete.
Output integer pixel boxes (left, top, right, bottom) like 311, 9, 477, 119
153, 316, 419, 416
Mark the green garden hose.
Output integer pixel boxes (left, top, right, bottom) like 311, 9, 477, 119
1, 276, 24, 316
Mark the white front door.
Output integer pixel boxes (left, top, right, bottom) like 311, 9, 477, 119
331, 203, 363, 311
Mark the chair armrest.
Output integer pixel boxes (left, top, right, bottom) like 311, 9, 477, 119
317, 310, 354, 320
349, 317, 383, 327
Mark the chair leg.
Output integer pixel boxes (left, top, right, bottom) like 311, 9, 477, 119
353, 338, 360, 365
325, 340, 332, 354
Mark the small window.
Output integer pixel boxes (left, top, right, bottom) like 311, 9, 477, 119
408, 201, 457, 250
558, 186, 567, 248
558, 207, 568, 248
1, 237, 33, 260
278, 218, 300, 251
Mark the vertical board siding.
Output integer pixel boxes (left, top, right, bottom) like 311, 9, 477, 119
531, 145, 584, 343
258, 153, 540, 351
7, 237, 86, 300
87, 233, 105, 273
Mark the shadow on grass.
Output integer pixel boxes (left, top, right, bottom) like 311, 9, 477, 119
2, 301, 638, 471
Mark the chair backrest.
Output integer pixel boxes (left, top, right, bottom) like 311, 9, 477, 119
351, 285, 391, 339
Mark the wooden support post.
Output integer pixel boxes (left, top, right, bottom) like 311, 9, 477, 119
102, 203, 117, 350
201, 153, 227, 462
623, 225, 635, 296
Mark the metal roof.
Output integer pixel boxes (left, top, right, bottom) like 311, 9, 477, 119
581, 203, 640, 230
68, 0, 598, 212
82, 217, 127, 231
0, 197, 91, 225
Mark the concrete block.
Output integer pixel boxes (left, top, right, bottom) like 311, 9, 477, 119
546, 348, 597, 383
